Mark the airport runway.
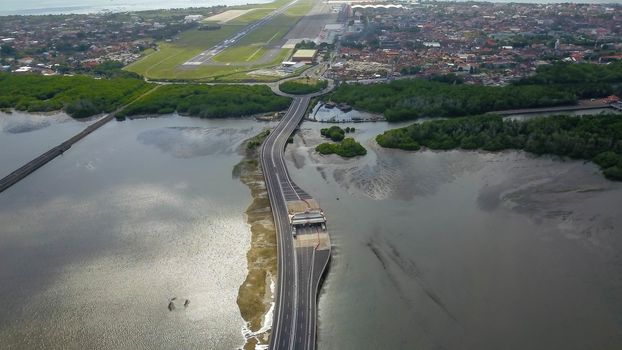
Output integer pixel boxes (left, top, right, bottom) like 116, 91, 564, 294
182, 0, 339, 68
183, 0, 303, 66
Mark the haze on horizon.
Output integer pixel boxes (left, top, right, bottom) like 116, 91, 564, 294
1, 0, 618, 16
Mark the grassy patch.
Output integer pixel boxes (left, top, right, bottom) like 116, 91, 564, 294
127, 0, 314, 80
170, 48, 292, 82
280, 78, 327, 95
228, 8, 276, 24
213, 45, 267, 63
124, 26, 241, 79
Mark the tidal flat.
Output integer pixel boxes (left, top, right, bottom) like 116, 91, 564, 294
286, 120, 622, 350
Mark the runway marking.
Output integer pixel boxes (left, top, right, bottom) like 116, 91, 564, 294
267, 31, 282, 44
246, 47, 264, 61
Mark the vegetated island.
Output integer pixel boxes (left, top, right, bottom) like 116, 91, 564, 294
376, 113, 622, 181
117, 84, 291, 118
316, 137, 367, 157
317, 126, 366, 157
0, 72, 150, 118
329, 62, 622, 122
279, 78, 328, 95
319, 125, 355, 141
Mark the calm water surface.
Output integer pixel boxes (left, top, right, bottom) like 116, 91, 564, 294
3, 111, 622, 349
0, 114, 273, 349
0, 0, 271, 15
286, 121, 622, 350
0, 111, 93, 178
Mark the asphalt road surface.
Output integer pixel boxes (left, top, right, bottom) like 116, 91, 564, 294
260, 95, 330, 350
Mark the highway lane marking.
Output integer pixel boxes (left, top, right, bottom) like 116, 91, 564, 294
267, 105, 301, 349
262, 96, 326, 350
261, 139, 288, 348
277, 98, 305, 201
306, 246, 316, 350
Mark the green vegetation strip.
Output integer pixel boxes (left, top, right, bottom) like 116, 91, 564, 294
280, 78, 328, 95
0, 73, 150, 118
376, 114, 622, 181
117, 84, 291, 118
330, 62, 622, 122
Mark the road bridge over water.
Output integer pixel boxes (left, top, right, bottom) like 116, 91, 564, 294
260, 95, 331, 350
0, 113, 115, 193
0, 79, 332, 349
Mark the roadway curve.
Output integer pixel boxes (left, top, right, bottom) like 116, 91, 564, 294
260, 94, 330, 350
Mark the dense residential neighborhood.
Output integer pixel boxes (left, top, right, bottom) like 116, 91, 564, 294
0, 7, 224, 74
1, 2, 620, 85
329, 2, 622, 85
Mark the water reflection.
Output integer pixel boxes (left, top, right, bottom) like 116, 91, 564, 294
286, 121, 622, 350
137, 126, 256, 158
0, 111, 90, 178
0, 115, 271, 349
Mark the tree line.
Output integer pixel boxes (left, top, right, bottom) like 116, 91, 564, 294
376, 113, 622, 181
0, 73, 149, 118
117, 84, 291, 118
0, 73, 293, 119
329, 62, 622, 122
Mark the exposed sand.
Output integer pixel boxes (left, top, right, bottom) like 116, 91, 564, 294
234, 130, 278, 350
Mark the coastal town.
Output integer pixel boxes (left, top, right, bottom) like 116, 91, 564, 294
1, 1, 621, 85
0, 2, 622, 86
329, 1, 622, 84
0, 6, 225, 74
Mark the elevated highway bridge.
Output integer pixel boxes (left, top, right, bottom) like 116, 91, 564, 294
260, 94, 331, 350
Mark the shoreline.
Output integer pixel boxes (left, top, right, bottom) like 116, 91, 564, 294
233, 129, 278, 350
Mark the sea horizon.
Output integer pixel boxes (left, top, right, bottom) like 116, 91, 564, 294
1, 0, 619, 16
